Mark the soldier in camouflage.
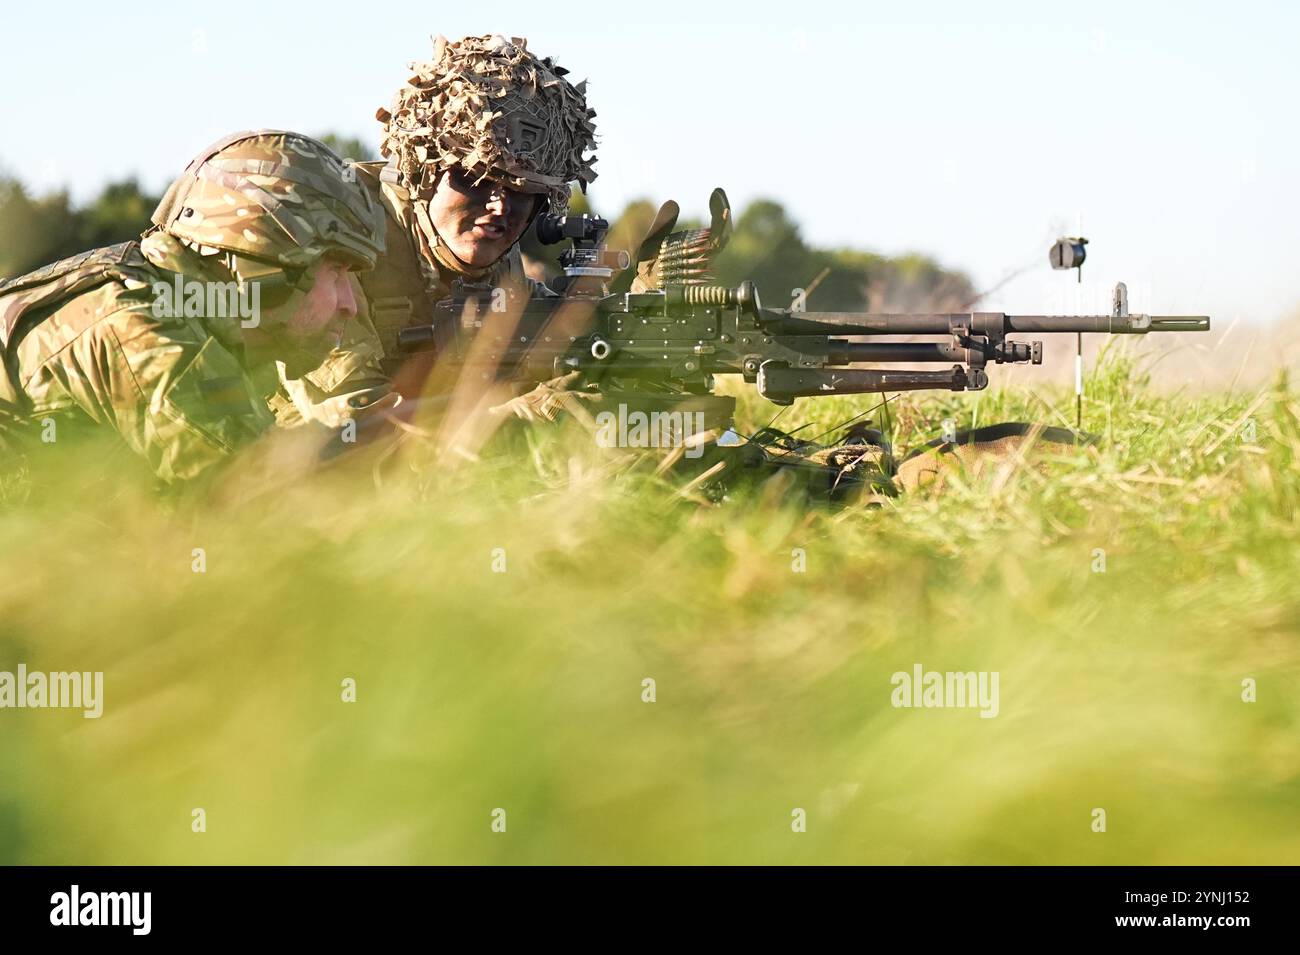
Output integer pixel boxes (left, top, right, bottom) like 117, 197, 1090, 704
277, 34, 598, 425
0, 130, 385, 483
269, 36, 1061, 500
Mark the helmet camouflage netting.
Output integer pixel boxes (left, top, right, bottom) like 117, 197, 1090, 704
376, 34, 598, 211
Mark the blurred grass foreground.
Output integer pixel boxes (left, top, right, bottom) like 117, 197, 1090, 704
0, 346, 1297, 865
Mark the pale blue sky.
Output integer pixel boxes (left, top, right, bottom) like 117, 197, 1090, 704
2, 0, 1296, 325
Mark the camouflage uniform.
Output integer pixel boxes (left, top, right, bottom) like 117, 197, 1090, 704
277, 34, 597, 425
0, 131, 384, 483
0, 239, 276, 482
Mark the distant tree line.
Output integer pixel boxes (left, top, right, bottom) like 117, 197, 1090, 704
0, 176, 157, 280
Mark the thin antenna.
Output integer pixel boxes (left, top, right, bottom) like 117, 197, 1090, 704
1075, 213, 1084, 433
1048, 225, 1085, 435
1076, 332, 1083, 432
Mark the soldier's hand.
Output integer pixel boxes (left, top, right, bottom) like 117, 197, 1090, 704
621, 188, 731, 294
487, 371, 598, 423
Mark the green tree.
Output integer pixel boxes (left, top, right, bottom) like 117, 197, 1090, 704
316, 134, 376, 164
72, 179, 158, 254
1, 175, 159, 281
0, 176, 78, 280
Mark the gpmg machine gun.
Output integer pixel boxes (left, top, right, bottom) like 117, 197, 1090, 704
397, 189, 1208, 416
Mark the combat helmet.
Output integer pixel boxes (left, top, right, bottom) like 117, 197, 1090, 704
150, 130, 385, 294
376, 35, 598, 213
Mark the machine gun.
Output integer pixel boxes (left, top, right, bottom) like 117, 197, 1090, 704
396, 191, 1210, 410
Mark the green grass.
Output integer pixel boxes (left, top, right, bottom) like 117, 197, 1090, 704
1, 343, 1297, 864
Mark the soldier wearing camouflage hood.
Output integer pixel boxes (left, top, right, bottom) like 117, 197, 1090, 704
277, 34, 598, 423
0, 130, 385, 483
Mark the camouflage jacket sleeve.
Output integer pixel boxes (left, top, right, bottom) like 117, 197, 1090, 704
12, 291, 276, 483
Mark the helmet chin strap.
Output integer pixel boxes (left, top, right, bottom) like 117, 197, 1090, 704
411, 199, 492, 281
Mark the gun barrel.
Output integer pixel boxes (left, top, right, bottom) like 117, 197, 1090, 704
772, 312, 967, 335
769, 312, 1210, 336
1148, 317, 1213, 331
1002, 315, 1211, 334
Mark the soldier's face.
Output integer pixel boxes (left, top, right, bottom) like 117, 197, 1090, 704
286, 258, 358, 343
427, 168, 536, 268
251, 257, 360, 377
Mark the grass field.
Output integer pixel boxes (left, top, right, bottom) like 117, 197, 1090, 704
1, 342, 1297, 864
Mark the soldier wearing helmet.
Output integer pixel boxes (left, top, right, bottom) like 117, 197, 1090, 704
0, 130, 385, 483
277, 34, 598, 424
